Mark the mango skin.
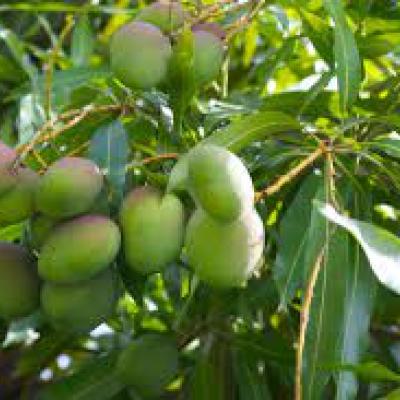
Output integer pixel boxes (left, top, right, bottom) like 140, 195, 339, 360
0, 141, 16, 167
110, 21, 172, 90
35, 157, 103, 219
0, 141, 17, 195
41, 269, 117, 334
117, 334, 179, 398
30, 214, 57, 250
0, 242, 40, 320
136, 1, 184, 33
39, 215, 121, 283
120, 187, 185, 274
193, 30, 224, 85
185, 209, 264, 288
188, 145, 254, 223
0, 167, 38, 227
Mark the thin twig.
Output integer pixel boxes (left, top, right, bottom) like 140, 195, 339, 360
16, 104, 132, 161
255, 144, 326, 202
225, 0, 266, 42
295, 248, 325, 400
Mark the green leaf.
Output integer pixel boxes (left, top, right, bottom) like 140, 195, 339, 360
38, 353, 124, 400
71, 15, 95, 67
190, 357, 225, 400
89, 119, 129, 210
324, 0, 361, 113
335, 240, 376, 399
317, 202, 400, 294
342, 361, 400, 383
204, 111, 300, 152
298, 10, 334, 66
274, 172, 325, 310
302, 227, 351, 400
233, 349, 272, 400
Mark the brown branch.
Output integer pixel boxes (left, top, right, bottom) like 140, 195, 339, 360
255, 144, 326, 202
225, 0, 266, 42
142, 153, 179, 165
295, 248, 326, 400
15, 104, 132, 161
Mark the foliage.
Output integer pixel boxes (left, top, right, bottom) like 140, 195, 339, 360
1, 1, 400, 399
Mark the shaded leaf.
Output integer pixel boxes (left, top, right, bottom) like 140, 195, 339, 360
71, 15, 95, 67
274, 172, 325, 310
89, 119, 129, 210
38, 353, 123, 400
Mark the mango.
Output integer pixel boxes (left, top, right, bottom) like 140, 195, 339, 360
0, 140, 16, 167
0, 242, 40, 320
120, 187, 185, 274
110, 21, 172, 90
0, 167, 38, 227
185, 209, 264, 288
0, 141, 17, 195
136, 1, 184, 33
41, 269, 117, 334
39, 215, 121, 283
35, 157, 103, 219
117, 334, 179, 398
193, 29, 224, 85
188, 145, 254, 222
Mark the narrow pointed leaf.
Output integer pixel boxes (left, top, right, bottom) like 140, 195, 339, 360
317, 202, 400, 294
324, 0, 361, 112
205, 111, 300, 152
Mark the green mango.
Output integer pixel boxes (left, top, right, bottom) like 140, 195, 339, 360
193, 29, 224, 85
185, 208, 264, 288
0, 141, 18, 195
117, 334, 179, 398
35, 157, 103, 219
41, 269, 117, 334
188, 145, 254, 222
136, 1, 184, 33
0, 167, 38, 227
120, 187, 185, 274
0, 140, 16, 167
110, 21, 172, 90
39, 215, 121, 283
0, 242, 40, 320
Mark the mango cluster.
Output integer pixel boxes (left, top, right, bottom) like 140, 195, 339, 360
181, 145, 265, 288
110, 1, 224, 90
0, 140, 264, 342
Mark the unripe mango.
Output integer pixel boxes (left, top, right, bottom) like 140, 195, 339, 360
110, 21, 172, 90
0, 167, 38, 227
188, 145, 254, 223
120, 187, 185, 274
0, 242, 40, 320
0, 141, 17, 195
117, 334, 179, 398
185, 209, 264, 288
193, 30, 224, 85
39, 215, 121, 283
0, 141, 16, 167
35, 157, 103, 219
136, 1, 184, 33
41, 269, 117, 334
30, 214, 57, 250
